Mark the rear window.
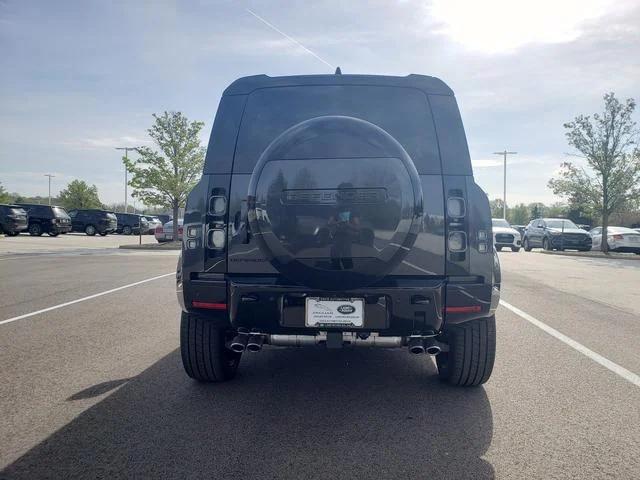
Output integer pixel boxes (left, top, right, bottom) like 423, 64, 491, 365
52, 207, 69, 218
232, 86, 441, 174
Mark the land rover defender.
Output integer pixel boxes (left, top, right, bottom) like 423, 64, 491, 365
177, 73, 500, 386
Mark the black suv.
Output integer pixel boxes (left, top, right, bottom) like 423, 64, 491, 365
0, 204, 28, 236
16, 204, 72, 236
68, 209, 117, 236
115, 213, 149, 235
177, 73, 499, 387
523, 218, 592, 251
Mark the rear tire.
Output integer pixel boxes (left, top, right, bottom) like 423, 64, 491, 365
511, 247, 520, 252
122, 225, 132, 235
542, 237, 551, 251
85, 224, 96, 236
6, 231, 19, 237
180, 312, 241, 382
29, 223, 42, 236
436, 316, 496, 386
523, 238, 532, 251
99, 232, 107, 236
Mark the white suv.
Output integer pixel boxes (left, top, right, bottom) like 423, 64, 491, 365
492, 218, 521, 252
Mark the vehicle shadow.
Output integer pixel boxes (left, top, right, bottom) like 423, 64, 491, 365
2, 348, 494, 479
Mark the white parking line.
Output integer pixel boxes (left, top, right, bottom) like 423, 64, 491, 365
500, 300, 640, 387
0, 272, 174, 327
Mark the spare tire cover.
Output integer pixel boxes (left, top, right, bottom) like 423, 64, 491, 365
247, 115, 423, 290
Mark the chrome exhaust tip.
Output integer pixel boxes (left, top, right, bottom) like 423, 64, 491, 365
229, 331, 249, 353
423, 337, 443, 356
246, 334, 264, 352
425, 345, 441, 355
407, 337, 426, 355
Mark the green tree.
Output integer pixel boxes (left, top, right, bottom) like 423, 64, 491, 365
546, 202, 568, 218
0, 182, 11, 203
529, 202, 545, 219
58, 180, 102, 210
489, 199, 505, 218
508, 203, 530, 225
124, 111, 205, 241
549, 93, 640, 252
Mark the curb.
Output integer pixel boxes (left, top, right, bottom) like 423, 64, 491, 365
119, 242, 181, 250
538, 250, 640, 261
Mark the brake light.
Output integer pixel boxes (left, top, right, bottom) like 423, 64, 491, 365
444, 305, 482, 314
155, 225, 163, 234
612, 234, 624, 240
192, 301, 227, 310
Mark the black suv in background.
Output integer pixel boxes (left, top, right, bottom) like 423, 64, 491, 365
0, 204, 28, 236
177, 73, 499, 387
115, 213, 149, 235
523, 218, 592, 251
16, 204, 72, 236
68, 209, 117, 236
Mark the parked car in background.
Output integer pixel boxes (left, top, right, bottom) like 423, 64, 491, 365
115, 213, 149, 235
155, 218, 183, 242
577, 224, 591, 231
0, 204, 28, 236
511, 224, 526, 238
492, 218, 521, 252
68, 209, 117, 236
16, 204, 72, 236
589, 226, 640, 254
156, 214, 171, 225
523, 218, 592, 251
142, 216, 163, 234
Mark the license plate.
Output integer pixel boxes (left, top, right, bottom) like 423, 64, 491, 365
305, 297, 364, 327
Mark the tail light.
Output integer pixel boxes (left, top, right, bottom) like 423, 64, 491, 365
448, 231, 467, 251
206, 188, 228, 250
446, 191, 467, 259
612, 234, 624, 240
155, 225, 163, 234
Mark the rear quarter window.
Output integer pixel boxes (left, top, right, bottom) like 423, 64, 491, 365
230, 85, 442, 175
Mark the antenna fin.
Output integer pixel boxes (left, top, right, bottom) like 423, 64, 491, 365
335, 66, 342, 75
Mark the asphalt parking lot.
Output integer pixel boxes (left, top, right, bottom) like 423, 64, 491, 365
0, 239, 638, 479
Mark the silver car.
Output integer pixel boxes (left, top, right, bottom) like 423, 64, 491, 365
155, 218, 183, 242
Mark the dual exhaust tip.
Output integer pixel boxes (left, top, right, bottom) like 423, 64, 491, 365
408, 337, 442, 356
230, 330, 264, 353
231, 332, 442, 355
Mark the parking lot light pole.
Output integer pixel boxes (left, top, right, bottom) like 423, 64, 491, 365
44, 174, 55, 205
493, 150, 517, 219
115, 147, 141, 213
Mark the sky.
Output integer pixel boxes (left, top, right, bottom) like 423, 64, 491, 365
1, 0, 639, 206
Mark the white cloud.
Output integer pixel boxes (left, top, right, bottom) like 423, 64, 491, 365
428, 0, 617, 53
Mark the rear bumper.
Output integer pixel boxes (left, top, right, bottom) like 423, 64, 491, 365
549, 235, 591, 249
179, 274, 497, 334
3, 221, 28, 233
610, 246, 640, 254
53, 225, 72, 233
